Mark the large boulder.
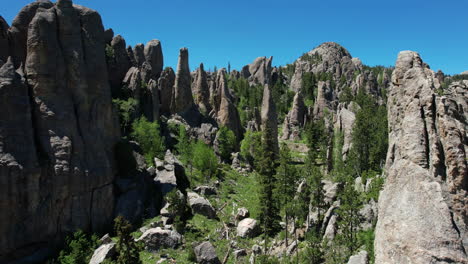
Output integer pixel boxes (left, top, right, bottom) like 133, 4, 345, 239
187, 192, 216, 219
237, 218, 260, 238
137, 227, 182, 251
194, 241, 221, 264
1, 1, 121, 262
154, 150, 190, 196
347, 250, 368, 264
89, 243, 116, 264
375, 51, 468, 263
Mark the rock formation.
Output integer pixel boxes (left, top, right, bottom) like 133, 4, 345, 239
143, 39, 163, 80
0, 16, 9, 63
107, 35, 131, 91
0, 1, 120, 262
215, 68, 243, 139
192, 63, 211, 114
281, 92, 306, 140
172, 47, 194, 114
261, 84, 279, 154
375, 51, 467, 263
242, 56, 273, 85
159, 67, 176, 115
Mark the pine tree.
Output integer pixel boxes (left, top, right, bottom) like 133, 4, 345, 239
276, 143, 298, 247
256, 128, 281, 237
114, 216, 142, 264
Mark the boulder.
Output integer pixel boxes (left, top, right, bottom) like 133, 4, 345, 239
187, 192, 216, 219
194, 186, 218, 196
375, 51, 468, 263
347, 250, 368, 264
89, 243, 116, 264
154, 150, 190, 196
237, 218, 260, 238
172, 47, 194, 114
194, 241, 220, 264
235, 207, 250, 222
233, 249, 247, 259
103, 28, 113, 44
137, 227, 182, 251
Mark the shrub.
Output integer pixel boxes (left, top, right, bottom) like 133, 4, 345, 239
240, 130, 262, 164
113, 98, 138, 135
131, 117, 166, 165
216, 126, 236, 161
192, 141, 218, 183
56, 230, 99, 264
114, 216, 142, 264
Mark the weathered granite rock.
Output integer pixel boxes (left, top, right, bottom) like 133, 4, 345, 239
108, 35, 131, 90
194, 241, 220, 264
133, 43, 145, 66
194, 185, 217, 196
89, 243, 116, 264
172, 48, 194, 114
347, 250, 368, 264
154, 150, 190, 196
313, 81, 333, 118
261, 84, 279, 155
245, 56, 273, 85
235, 207, 250, 222
8, 0, 54, 67
335, 103, 359, 158
237, 218, 260, 238
187, 192, 216, 219
137, 227, 182, 251
193, 63, 211, 114
159, 67, 176, 115
144, 39, 163, 79
0, 16, 9, 62
375, 51, 468, 263
216, 68, 243, 139
1, 1, 120, 262
103, 28, 113, 44
282, 92, 306, 140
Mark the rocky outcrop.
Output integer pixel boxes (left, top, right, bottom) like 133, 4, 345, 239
154, 150, 190, 196
89, 243, 116, 264
347, 250, 368, 264
243, 56, 273, 85
375, 51, 468, 263
281, 92, 306, 140
159, 67, 176, 115
0, 16, 9, 63
335, 102, 360, 158
107, 35, 131, 91
144, 39, 163, 80
193, 63, 211, 114
0, 1, 120, 262
261, 84, 279, 154
313, 81, 334, 118
215, 68, 243, 139
172, 48, 194, 114
8, 0, 54, 67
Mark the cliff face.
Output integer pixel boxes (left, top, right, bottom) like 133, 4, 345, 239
375, 51, 467, 263
0, 0, 120, 261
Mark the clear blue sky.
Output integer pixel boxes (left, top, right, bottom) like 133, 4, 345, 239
3, 0, 468, 75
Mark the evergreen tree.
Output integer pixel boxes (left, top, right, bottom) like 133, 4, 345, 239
256, 128, 281, 237
276, 143, 298, 246
216, 126, 237, 161
114, 216, 142, 264
131, 117, 165, 165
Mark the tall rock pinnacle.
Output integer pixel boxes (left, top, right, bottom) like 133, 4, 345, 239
172, 47, 194, 114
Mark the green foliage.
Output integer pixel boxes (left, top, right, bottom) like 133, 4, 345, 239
175, 125, 192, 164
113, 98, 138, 134
272, 69, 295, 120
131, 117, 166, 165
358, 228, 376, 264
301, 229, 325, 263
256, 255, 281, 264
300, 52, 323, 65
336, 176, 363, 258
256, 129, 281, 236
229, 78, 263, 127
192, 141, 219, 183
351, 90, 388, 174
339, 86, 354, 103
114, 216, 142, 264
240, 130, 262, 164
105, 44, 115, 59
305, 117, 330, 164
302, 72, 317, 101
166, 189, 190, 233
216, 126, 237, 161
56, 230, 99, 264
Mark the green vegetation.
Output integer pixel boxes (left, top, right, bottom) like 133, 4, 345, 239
240, 130, 262, 164
216, 126, 237, 161
114, 216, 143, 264
53, 231, 99, 264
131, 117, 166, 165
192, 141, 219, 183
113, 98, 138, 134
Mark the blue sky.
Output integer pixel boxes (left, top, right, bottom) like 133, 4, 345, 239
3, 0, 468, 74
